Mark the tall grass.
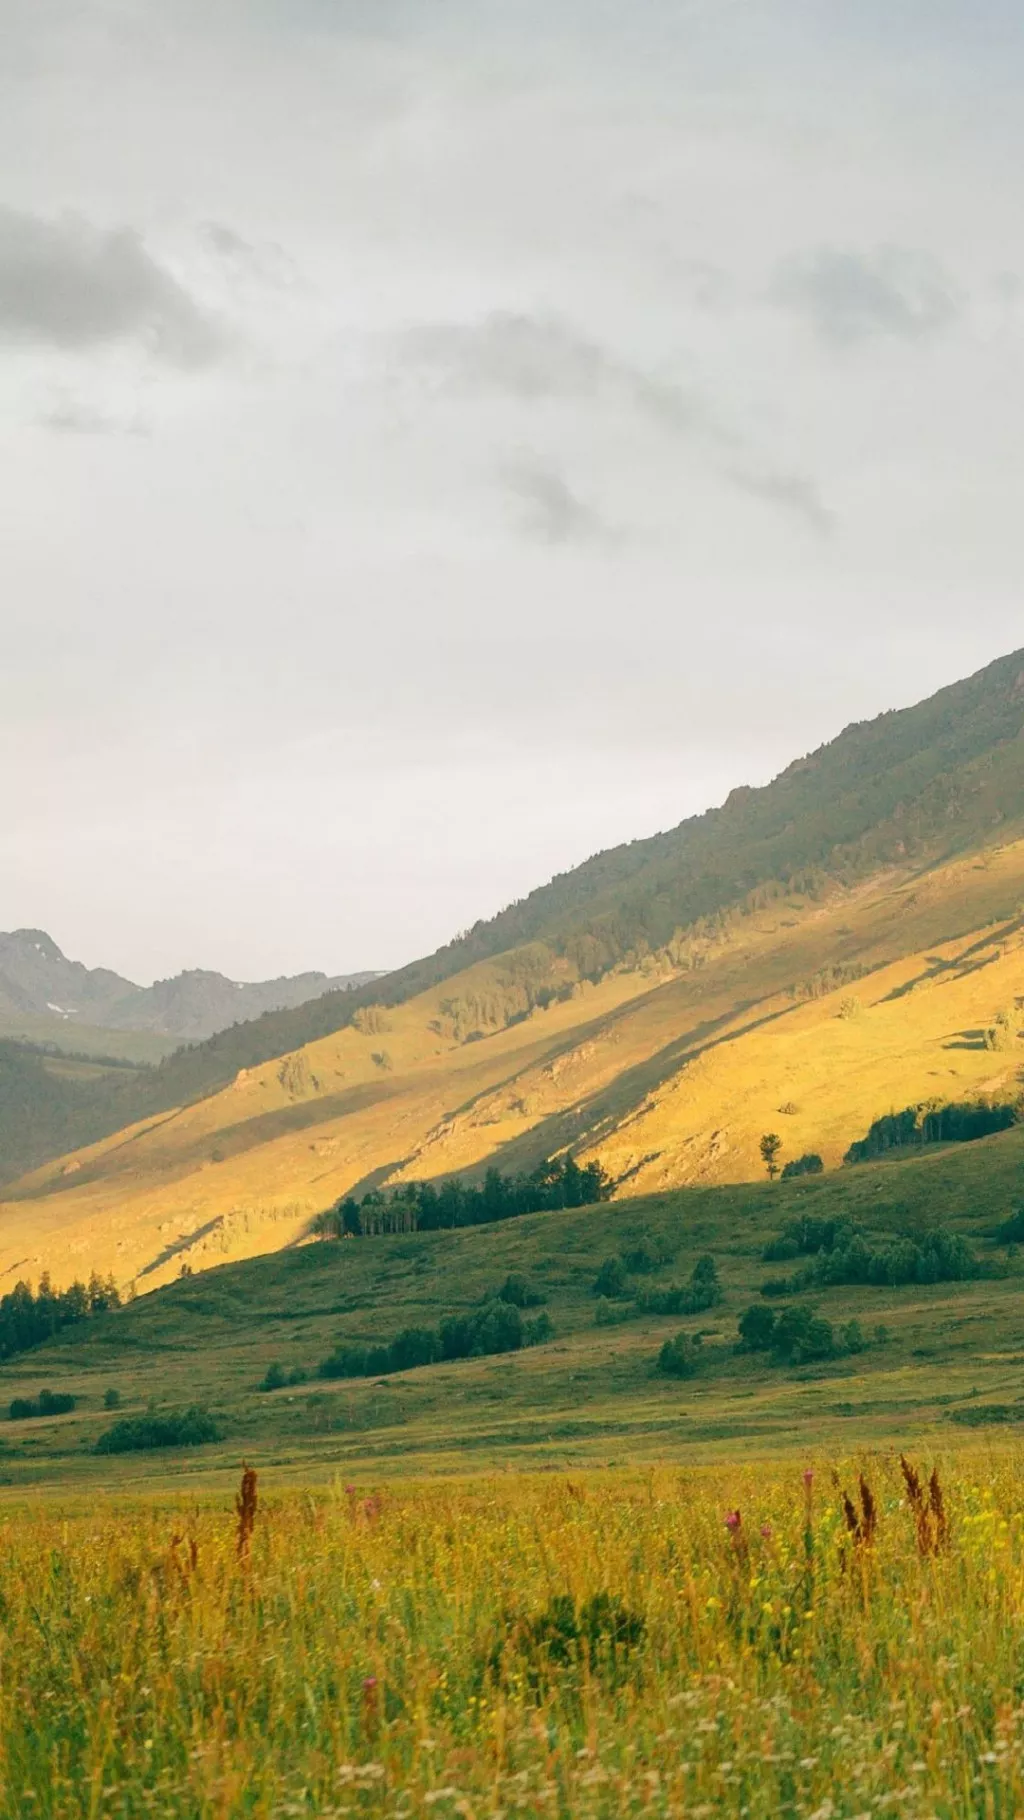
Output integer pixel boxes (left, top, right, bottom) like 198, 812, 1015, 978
6, 1453, 1024, 1817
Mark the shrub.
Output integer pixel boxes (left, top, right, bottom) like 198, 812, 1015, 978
95, 1407, 219, 1454
636, 1255, 723, 1317
770, 1306, 836, 1364
762, 1217, 976, 1288
995, 1206, 1024, 1245
593, 1257, 629, 1299
497, 1274, 546, 1308
259, 1362, 287, 1392
657, 1332, 703, 1378
494, 1592, 645, 1692
387, 1327, 439, 1372
524, 1312, 553, 1347
738, 1304, 778, 1352
620, 1235, 674, 1274
317, 1298, 545, 1381
781, 1152, 824, 1179
103, 1387, 121, 1410
9, 1389, 76, 1421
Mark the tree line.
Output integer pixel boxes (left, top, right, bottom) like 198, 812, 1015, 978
313, 1155, 612, 1240
0, 1272, 121, 1363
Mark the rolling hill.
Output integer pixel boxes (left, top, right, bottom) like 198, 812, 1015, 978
3, 646, 1024, 1290
3, 1118, 1024, 1491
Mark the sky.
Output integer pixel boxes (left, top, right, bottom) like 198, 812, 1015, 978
3, 0, 1024, 985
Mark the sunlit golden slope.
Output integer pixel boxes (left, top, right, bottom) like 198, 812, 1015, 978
3, 840, 1024, 1292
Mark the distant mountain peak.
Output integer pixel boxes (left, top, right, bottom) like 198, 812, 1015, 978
0, 930, 380, 1046
7, 929, 66, 963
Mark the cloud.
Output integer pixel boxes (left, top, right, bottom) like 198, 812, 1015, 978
199, 220, 297, 289
499, 458, 612, 545
400, 309, 830, 538
0, 207, 227, 366
727, 465, 834, 537
772, 245, 962, 346
39, 393, 149, 437
398, 311, 708, 435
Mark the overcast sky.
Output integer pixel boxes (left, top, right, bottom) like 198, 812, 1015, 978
3, 0, 1024, 984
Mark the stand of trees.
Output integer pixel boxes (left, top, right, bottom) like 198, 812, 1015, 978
761, 1215, 976, 1292
845, 1098, 1019, 1165
0, 1272, 121, 1363
313, 1155, 612, 1240
317, 1299, 551, 1381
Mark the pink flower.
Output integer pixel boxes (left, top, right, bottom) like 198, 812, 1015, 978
724, 1509, 742, 1531
802, 1469, 814, 1488
761, 1522, 773, 1539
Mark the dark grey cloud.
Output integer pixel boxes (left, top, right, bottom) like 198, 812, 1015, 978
500, 459, 611, 545
399, 311, 708, 435
0, 207, 226, 366
401, 310, 831, 538
773, 245, 962, 346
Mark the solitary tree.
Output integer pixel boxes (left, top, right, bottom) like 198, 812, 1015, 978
760, 1132, 783, 1181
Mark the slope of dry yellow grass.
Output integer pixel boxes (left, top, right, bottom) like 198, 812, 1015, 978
3, 841, 1023, 1292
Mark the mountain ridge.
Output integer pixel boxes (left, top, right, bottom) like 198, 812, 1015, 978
0, 928, 381, 1044
4, 645, 1024, 1222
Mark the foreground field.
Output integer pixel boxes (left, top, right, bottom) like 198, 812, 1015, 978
7, 1455, 1024, 1818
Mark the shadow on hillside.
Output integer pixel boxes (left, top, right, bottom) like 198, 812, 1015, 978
881, 913, 1024, 1003
943, 1030, 992, 1051
389, 992, 808, 1193
9, 1077, 414, 1202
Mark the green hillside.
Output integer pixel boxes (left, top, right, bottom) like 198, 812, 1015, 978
6, 647, 1024, 1188
4, 1121, 1024, 1491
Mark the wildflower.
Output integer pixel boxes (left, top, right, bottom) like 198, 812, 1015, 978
361, 1676, 381, 1741
724, 1510, 742, 1531
235, 1466, 258, 1558
761, 1522, 773, 1539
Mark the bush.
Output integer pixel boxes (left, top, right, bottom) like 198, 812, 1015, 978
524, 1312, 553, 1347
95, 1407, 220, 1454
636, 1255, 723, 1317
497, 1274, 546, 1308
657, 1332, 704, 1378
620, 1235, 674, 1274
770, 1306, 837, 1364
762, 1216, 977, 1288
781, 1153, 824, 1179
103, 1387, 121, 1410
740, 1303, 841, 1364
317, 1298, 548, 1381
388, 1327, 440, 1371
9, 1389, 76, 1421
738, 1304, 778, 1352
259, 1362, 287, 1392
593, 1257, 629, 1299
995, 1206, 1024, 1245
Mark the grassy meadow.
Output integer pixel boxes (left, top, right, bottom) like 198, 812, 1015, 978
7, 1452, 1024, 1818
0, 1121, 1022, 1493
